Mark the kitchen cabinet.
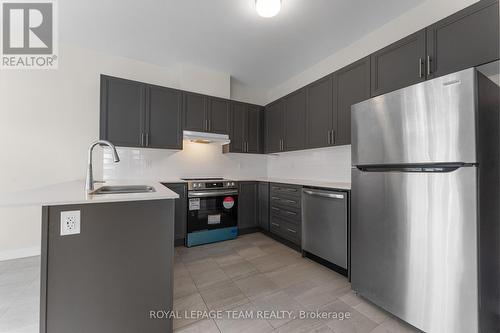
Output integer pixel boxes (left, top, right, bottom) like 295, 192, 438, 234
284, 88, 307, 151
306, 74, 337, 148
258, 182, 269, 231
100, 76, 183, 149
230, 102, 263, 154
183, 92, 230, 134
208, 97, 230, 134
269, 183, 302, 246
265, 99, 285, 153
370, 30, 427, 97
183, 92, 206, 132
238, 182, 259, 231
100, 76, 146, 148
336, 57, 371, 146
247, 105, 263, 153
146, 85, 183, 149
426, 0, 499, 79
163, 183, 187, 245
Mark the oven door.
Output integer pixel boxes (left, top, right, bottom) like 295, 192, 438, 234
187, 190, 238, 233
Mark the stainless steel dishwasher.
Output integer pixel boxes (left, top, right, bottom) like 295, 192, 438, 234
302, 188, 348, 272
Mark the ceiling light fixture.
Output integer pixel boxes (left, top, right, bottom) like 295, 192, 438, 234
255, 0, 281, 18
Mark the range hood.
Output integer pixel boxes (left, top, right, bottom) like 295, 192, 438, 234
183, 130, 231, 144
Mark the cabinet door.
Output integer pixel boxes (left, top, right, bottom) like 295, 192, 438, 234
258, 182, 269, 231
208, 97, 230, 134
100, 76, 146, 147
306, 75, 334, 149
230, 102, 246, 153
265, 100, 284, 153
427, 0, 499, 79
336, 57, 371, 146
183, 92, 207, 132
163, 183, 187, 244
246, 105, 262, 154
238, 182, 258, 230
146, 86, 183, 149
284, 88, 307, 151
370, 30, 426, 97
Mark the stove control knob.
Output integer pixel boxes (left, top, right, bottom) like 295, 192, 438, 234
231, 182, 235, 186
193, 183, 198, 188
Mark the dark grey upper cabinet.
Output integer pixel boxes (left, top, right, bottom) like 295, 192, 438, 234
230, 102, 246, 153
183, 92, 207, 132
265, 99, 285, 153
247, 105, 262, 154
336, 57, 371, 146
427, 0, 499, 80
229, 102, 262, 154
146, 85, 183, 149
208, 97, 230, 134
238, 182, 258, 230
284, 88, 307, 151
100, 76, 146, 148
258, 182, 269, 231
306, 75, 336, 149
371, 30, 427, 97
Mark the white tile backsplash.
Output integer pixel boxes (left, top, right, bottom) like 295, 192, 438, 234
103, 141, 351, 182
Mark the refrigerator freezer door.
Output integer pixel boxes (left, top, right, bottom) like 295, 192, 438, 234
352, 68, 477, 166
351, 166, 478, 333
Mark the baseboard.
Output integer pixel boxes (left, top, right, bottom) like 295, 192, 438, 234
0, 246, 40, 261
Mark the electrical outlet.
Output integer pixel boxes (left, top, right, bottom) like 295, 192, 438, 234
60, 210, 81, 236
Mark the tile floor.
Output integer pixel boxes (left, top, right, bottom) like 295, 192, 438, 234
0, 232, 421, 333
173, 233, 421, 333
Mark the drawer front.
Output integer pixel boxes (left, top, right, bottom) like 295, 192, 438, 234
270, 183, 302, 198
279, 220, 301, 245
270, 195, 301, 209
270, 205, 301, 224
269, 217, 282, 235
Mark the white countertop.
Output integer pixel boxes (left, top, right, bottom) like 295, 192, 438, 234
0, 180, 179, 207
227, 177, 351, 190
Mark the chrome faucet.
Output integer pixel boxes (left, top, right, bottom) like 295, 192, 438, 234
85, 140, 120, 193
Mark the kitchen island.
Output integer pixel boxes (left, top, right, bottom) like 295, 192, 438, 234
1, 180, 179, 333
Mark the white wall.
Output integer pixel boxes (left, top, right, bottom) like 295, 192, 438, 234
102, 143, 268, 181
0, 43, 233, 261
267, 146, 351, 182
268, 0, 479, 102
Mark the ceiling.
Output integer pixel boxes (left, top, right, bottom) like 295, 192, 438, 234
60, 0, 424, 90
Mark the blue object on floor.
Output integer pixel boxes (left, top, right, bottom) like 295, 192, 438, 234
186, 227, 238, 247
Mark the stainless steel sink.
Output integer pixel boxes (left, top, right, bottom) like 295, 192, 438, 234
91, 185, 156, 195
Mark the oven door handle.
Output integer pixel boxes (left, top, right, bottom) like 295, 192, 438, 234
188, 190, 238, 198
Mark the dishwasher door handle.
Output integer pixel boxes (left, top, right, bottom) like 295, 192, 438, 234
303, 190, 344, 199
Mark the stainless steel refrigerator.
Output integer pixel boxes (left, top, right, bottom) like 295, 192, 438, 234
351, 68, 499, 333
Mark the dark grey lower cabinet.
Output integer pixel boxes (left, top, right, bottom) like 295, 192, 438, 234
163, 183, 187, 245
258, 182, 269, 231
238, 182, 258, 231
41, 200, 175, 333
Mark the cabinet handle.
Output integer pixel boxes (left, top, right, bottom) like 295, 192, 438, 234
332, 130, 336, 145
271, 196, 280, 201
245, 142, 248, 152
283, 199, 296, 204
271, 222, 280, 227
418, 58, 424, 78
145, 133, 150, 146
426, 56, 432, 77
271, 207, 280, 211
205, 119, 209, 131
285, 211, 297, 216
287, 228, 297, 234
141, 133, 145, 147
